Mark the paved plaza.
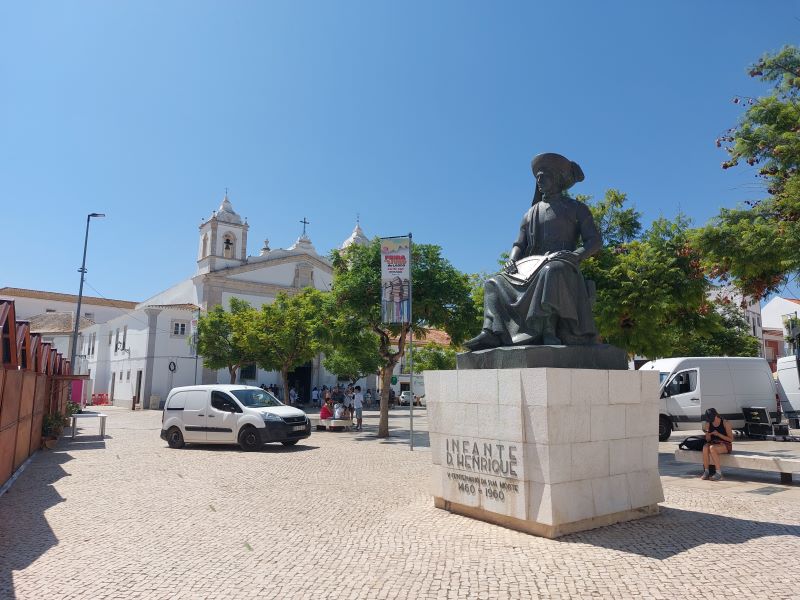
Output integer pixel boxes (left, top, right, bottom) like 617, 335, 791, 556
1, 406, 799, 600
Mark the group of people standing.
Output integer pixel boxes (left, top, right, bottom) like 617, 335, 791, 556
318, 385, 366, 431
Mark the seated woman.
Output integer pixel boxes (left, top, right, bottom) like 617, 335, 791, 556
701, 408, 733, 481
319, 399, 333, 420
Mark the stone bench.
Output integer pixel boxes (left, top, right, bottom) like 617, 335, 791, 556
674, 449, 800, 484
308, 416, 352, 431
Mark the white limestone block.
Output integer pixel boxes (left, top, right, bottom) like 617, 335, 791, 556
523, 442, 572, 484
625, 404, 653, 438
527, 482, 553, 525
480, 476, 527, 521
609, 437, 643, 476
591, 474, 631, 515
521, 368, 572, 407
589, 405, 626, 441
426, 401, 442, 434
609, 370, 641, 405
424, 371, 440, 404
438, 370, 458, 404
498, 368, 523, 406
641, 371, 661, 405
478, 403, 524, 443
626, 469, 664, 508
641, 435, 660, 470
528, 406, 590, 444
571, 369, 609, 406
441, 469, 480, 508
571, 440, 610, 480
458, 369, 498, 405
430, 432, 443, 466
550, 480, 595, 524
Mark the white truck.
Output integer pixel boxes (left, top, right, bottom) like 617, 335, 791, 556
639, 357, 778, 441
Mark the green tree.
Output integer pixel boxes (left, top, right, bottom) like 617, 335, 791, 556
196, 298, 256, 383
412, 342, 457, 372
252, 289, 331, 403
331, 238, 477, 437
323, 330, 382, 385
697, 45, 800, 298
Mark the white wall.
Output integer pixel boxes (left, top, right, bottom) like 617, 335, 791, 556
762, 297, 800, 330
229, 263, 297, 286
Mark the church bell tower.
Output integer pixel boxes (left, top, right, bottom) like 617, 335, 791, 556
197, 193, 249, 274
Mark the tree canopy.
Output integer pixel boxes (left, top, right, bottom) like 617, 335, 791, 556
331, 238, 477, 437
697, 45, 800, 298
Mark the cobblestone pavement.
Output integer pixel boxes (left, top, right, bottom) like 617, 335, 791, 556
1, 406, 799, 599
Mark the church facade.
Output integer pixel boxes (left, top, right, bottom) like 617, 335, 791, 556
81, 195, 370, 408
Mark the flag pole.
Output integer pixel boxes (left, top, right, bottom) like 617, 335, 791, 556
408, 232, 414, 451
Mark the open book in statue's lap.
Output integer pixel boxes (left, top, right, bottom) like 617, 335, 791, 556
465, 153, 602, 351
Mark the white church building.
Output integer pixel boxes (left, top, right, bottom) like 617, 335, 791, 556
80, 194, 370, 408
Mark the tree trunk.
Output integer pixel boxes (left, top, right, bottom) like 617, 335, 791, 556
377, 363, 396, 438
281, 366, 290, 405
229, 366, 237, 384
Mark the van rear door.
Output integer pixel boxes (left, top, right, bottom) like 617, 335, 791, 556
182, 389, 208, 441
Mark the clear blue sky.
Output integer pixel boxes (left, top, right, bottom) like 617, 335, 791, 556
2, 1, 798, 302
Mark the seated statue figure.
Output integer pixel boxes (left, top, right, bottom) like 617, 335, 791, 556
465, 153, 602, 350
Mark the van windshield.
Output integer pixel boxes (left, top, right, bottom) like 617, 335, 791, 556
231, 389, 283, 408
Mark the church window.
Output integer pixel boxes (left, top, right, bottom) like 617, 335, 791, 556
172, 321, 188, 337
126, 370, 130, 381
122, 326, 127, 350
108, 331, 113, 346
114, 329, 119, 353
202, 233, 209, 258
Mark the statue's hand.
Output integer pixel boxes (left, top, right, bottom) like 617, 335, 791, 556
503, 259, 518, 274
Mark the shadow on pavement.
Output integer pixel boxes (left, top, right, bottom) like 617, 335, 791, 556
56, 439, 107, 452
564, 506, 800, 559
0, 449, 72, 600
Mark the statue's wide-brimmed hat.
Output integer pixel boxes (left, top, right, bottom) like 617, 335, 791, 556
531, 153, 585, 189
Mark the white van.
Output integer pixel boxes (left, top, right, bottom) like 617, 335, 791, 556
776, 355, 800, 420
640, 357, 778, 441
160, 385, 311, 451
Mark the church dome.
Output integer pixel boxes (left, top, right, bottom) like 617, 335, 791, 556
341, 221, 369, 249
215, 194, 243, 225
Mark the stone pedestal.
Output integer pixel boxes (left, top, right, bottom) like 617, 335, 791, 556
425, 368, 664, 538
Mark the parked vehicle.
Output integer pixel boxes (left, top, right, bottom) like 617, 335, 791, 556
399, 391, 414, 406
776, 355, 800, 421
639, 357, 778, 441
160, 385, 311, 451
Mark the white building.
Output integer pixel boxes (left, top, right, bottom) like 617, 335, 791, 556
78, 194, 371, 408
761, 296, 800, 369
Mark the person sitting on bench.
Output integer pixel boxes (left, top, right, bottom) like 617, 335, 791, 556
319, 398, 333, 420
701, 408, 733, 481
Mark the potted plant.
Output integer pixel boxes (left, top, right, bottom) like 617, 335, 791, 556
42, 412, 68, 449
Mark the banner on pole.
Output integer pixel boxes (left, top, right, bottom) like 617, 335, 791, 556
380, 236, 411, 324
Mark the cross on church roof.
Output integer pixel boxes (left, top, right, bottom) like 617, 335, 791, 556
300, 217, 310, 236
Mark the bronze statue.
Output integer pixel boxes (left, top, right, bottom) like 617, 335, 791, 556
465, 153, 602, 350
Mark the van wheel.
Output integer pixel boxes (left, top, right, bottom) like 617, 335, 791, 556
167, 427, 185, 449
238, 427, 262, 451
658, 416, 672, 442
281, 440, 299, 446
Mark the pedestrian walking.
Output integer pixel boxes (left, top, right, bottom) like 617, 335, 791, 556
353, 386, 364, 431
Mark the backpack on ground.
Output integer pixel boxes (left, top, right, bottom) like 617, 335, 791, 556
678, 435, 706, 451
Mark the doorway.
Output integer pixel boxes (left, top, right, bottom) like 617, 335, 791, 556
287, 362, 312, 405
134, 370, 143, 409
110, 372, 116, 404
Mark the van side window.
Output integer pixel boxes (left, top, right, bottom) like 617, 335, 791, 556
167, 392, 186, 410
665, 370, 697, 396
211, 391, 241, 413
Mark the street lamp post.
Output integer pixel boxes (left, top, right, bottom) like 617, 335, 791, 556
69, 213, 105, 373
